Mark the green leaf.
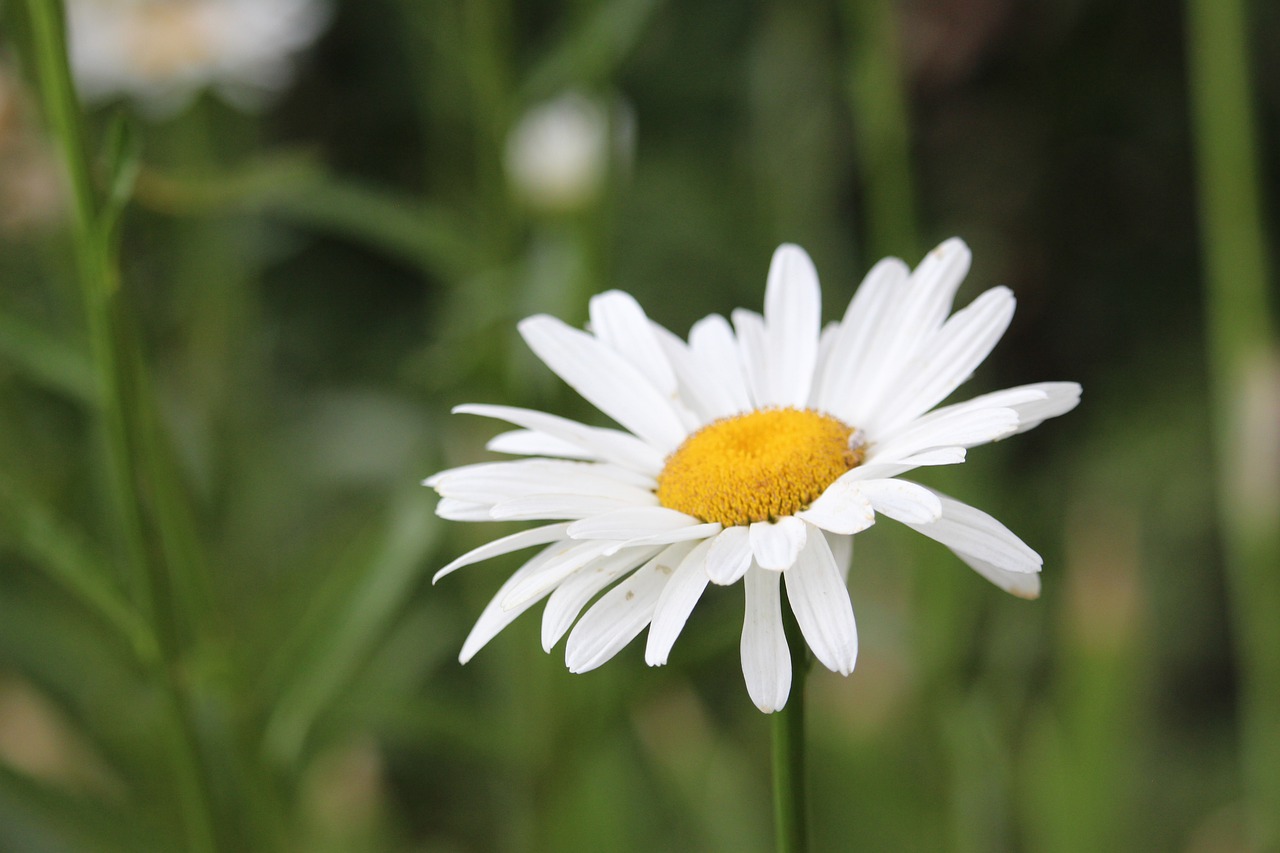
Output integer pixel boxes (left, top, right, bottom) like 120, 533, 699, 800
0, 475, 155, 665
261, 489, 441, 767
0, 314, 97, 404
522, 0, 664, 99
0, 761, 153, 853
98, 111, 142, 243
134, 155, 484, 280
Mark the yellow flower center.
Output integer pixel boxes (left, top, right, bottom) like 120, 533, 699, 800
657, 407, 864, 527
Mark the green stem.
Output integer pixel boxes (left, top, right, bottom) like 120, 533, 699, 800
23, 3, 221, 851
842, 0, 920, 259
462, 0, 516, 253
772, 596, 810, 853
1186, 0, 1280, 848
25, 0, 155, 645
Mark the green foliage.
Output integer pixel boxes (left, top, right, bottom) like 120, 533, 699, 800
0, 0, 1273, 850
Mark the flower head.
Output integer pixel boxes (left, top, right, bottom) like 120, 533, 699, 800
427, 239, 1080, 711
67, 0, 331, 116
503, 91, 632, 214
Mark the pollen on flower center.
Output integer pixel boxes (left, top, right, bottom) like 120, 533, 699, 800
657, 407, 864, 527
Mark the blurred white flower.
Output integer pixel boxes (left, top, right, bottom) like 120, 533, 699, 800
427, 239, 1081, 712
66, 0, 331, 116
504, 91, 633, 213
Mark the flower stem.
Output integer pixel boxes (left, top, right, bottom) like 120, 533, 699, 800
842, 0, 920, 259
1186, 0, 1280, 848
23, 3, 221, 850
772, 595, 810, 853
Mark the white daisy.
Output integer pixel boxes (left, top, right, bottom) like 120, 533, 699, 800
503, 91, 633, 214
427, 239, 1080, 712
66, 0, 331, 116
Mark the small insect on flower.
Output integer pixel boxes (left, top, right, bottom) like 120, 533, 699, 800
426, 239, 1080, 712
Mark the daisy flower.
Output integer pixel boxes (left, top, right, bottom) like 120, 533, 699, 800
427, 239, 1080, 712
66, 0, 331, 116
503, 91, 634, 214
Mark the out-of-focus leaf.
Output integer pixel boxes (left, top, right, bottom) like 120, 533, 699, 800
522, 0, 664, 99
261, 489, 440, 766
0, 314, 97, 404
133, 156, 483, 280
99, 112, 141, 243
0, 762, 151, 853
322, 604, 508, 749
0, 475, 155, 665
268, 179, 481, 280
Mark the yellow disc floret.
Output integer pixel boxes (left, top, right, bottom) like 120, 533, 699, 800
657, 407, 865, 527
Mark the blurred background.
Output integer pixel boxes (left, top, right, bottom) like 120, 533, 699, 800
0, 0, 1277, 850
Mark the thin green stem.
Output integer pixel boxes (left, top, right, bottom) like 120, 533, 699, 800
842, 0, 920, 260
25, 0, 153, 636
23, 3, 221, 850
1186, 0, 1280, 848
772, 595, 810, 853
462, 0, 517, 253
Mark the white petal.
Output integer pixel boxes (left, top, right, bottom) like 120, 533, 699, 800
489, 493, 654, 521
541, 547, 656, 651
911, 386, 1046, 433
500, 540, 615, 610
815, 257, 908, 415
839, 239, 972, 425
519, 314, 688, 452
796, 477, 876, 535
433, 522, 572, 583
741, 567, 791, 713
871, 383, 1080, 460
895, 447, 967, 467
455, 403, 664, 473
868, 406, 1020, 465
487, 429, 593, 459
749, 516, 807, 570
431, 455, 656, 492
731, 308, 769, 408
645, 537, 715, 665
567, 506, 705, 541
784, 528, 857, 675
957, 552, 1042, 599
869, 287, 1016, 434
433, 459, 655, 505
565, 541, 697, 673
903, 237, 973, 334
998, 381, 1082, 434
857, 479, 943, 524
602, 521, 722, 556
651, 320, 740, 423
763, 244, 821, 407
830, 461, 917, 482
435, 498, 495, 521
688, 314, 752, 413
904, 494, 1042, 573
824, 530, 853, 582
809, 321, 841, 405
459, 543, 563, 663
705, 525, 753, 585
875, 385, 1049, 452
588, 290, 677, 395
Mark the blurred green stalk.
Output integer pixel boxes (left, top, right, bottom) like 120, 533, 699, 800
1186, 0, 1280, 848
843, 0, 920, 259
23, 2, 221, 850
773, 599, 810, 853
